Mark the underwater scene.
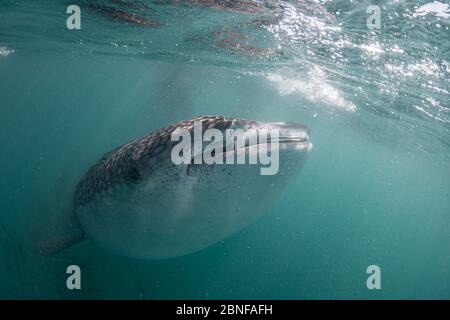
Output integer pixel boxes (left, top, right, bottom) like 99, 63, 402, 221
0, 0, 449, 299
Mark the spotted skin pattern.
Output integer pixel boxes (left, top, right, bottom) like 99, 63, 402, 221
74, 115, 257, 209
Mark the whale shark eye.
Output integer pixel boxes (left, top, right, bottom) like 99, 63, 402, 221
126, 167, 141, 184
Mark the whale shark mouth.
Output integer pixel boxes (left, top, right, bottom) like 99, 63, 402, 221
269, 137, 309, 144
187, 133, 311, 177
242, 124, 312, 151
186, 123, 311, 167
217, 133, 311, 153
240, 136, 311, 150
217, 122, 312, 154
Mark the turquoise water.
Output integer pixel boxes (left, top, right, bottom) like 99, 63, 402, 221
0, 0, 449, 299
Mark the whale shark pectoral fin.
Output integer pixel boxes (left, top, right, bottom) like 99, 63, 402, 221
35, 231, 87, 256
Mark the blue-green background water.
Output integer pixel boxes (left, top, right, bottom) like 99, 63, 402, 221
0, 0, 449, 299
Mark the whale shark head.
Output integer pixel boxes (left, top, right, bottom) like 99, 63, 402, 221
75, 116, 312, 259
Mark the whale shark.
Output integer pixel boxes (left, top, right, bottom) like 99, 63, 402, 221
38, 116, 312, 259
